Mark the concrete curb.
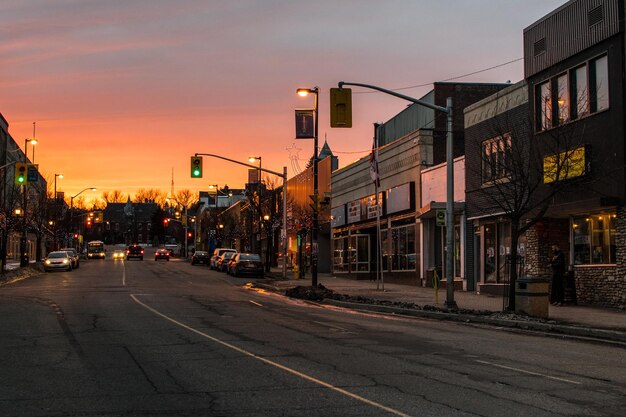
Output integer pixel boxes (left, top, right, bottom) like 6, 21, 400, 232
252, 281, 626, 345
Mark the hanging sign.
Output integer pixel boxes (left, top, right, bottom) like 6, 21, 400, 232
295, 109, 314, 139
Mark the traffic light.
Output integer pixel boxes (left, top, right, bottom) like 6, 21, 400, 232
190, 156, 203, 178
163, 218, 170, 226
330, 88, 352, 128
15, 162, 27, 185
86, 218, 92, 228
309, 194, 321, 212
73, 233, 78, 239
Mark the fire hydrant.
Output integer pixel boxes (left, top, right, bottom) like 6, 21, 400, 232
293, 265, 299, 280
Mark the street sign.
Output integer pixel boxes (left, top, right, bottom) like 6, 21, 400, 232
436, 210, 446, 226
27, 164, 39, 182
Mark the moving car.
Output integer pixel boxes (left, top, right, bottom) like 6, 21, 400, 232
210, 248, 236, 270
155, 248, 170, 261
112, 250, 125, 259
126, 244, 144, 260
228, 253, 264, 277
44, 251, 73, 272
60, 248, 80, 269
191, 250, 210, 265
216, 251, 237, 272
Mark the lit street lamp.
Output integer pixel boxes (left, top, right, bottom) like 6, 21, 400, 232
296, 86, 319, 286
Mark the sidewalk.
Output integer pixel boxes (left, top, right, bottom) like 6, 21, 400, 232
264, 268, 626, 342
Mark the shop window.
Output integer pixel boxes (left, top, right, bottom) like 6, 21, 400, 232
390, 225, 416, 271
333, 236, 349, 272
573, 213, 616, 265
349, 235, 370, 272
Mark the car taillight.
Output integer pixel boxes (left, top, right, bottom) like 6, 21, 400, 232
141, 250, 144, 254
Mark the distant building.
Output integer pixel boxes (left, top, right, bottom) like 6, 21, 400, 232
102, 200, 158, 245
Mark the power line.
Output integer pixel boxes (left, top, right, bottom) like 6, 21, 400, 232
354, 57, 523, 94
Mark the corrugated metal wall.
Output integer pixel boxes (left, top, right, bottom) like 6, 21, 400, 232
524, 0, 620, 77
377, 90, 435, 146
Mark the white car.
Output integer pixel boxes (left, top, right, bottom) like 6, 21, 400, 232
44, 251, 73, 272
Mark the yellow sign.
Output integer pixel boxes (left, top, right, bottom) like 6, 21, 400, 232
543, 146, 587, 183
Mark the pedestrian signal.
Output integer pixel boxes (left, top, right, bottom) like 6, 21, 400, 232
330, 88, 352, 128
190, 156, 203, 178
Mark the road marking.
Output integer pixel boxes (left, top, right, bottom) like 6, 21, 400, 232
312, 320, 348, 332
475, 360, 581, 385
122, 262, 126, 286
249, 300, 263, 307
130, 294, 411, 417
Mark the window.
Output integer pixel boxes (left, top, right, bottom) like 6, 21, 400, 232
482, 134, 511, 184
537, 81, 552, 130
557, 74, 569, 124
390, 225, 416, 271
573, 65, 589, 118
333, 237, 349, 272
590, 55, 609, 112
349, 235, 370, 272
573, 213, 616, 265
536, 54, 609, 130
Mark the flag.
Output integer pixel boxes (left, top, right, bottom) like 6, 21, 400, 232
370, 137, 380, 187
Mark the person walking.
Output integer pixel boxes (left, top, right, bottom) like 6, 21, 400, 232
550, 244, 565, 306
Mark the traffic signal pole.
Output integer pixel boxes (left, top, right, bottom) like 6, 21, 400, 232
194, 153, 288, 279
337, 81, 457, 309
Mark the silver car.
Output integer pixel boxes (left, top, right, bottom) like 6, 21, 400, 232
60, 248, 80, 269
44, 251, 73, 272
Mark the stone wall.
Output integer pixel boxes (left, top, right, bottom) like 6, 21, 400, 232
525, 218, 569, 278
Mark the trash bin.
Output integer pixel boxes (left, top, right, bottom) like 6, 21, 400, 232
515, 277, 550, 318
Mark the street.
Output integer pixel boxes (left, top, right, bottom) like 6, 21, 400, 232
1, 248, 625, 416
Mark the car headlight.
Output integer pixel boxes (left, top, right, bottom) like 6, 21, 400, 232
62, 259, 68, 264
45, 260, 51, 265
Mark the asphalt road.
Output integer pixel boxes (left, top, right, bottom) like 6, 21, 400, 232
1, 249, 625, 416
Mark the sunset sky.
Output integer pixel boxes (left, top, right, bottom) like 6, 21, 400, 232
1, 0, 565, 203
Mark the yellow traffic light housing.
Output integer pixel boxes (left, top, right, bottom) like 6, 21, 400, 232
330, 88, 352, 128
190, 156, 203, 178
15, 162, 27, 185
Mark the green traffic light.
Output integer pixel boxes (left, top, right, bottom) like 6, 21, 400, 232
193, 169, 201, 177
17, 176, 25, 183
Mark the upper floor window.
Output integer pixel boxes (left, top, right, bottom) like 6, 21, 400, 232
482, 133, 511, 185
535, 54, 609, 131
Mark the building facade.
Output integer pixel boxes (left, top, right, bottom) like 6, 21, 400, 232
522, 0, 626, 307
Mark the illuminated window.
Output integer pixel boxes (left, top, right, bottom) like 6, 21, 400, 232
573, 212, 616, 265
557, 74, 569, 124
390, 225, 416, 271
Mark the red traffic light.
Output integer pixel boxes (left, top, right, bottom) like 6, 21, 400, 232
73, 233, 78, 238
187, 232, 192, 238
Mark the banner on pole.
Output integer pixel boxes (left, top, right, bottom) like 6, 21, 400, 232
295, 109, 314, 139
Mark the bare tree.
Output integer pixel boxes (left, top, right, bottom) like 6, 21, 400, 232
467, 90, 599, 310
174, 189, 198, 208
101, 190, 126, 203
134, 188, 167, 206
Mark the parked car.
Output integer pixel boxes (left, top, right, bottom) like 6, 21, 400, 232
216, 251, 237, 272
210, 248, 236, 270
60, 248, 80, 269
112, 249, 125, 259
155, 248, 170, 261
44, 251, 73, 272
191, 250, 210, 265
228, 253, 264, 277
126, 244, 144, 260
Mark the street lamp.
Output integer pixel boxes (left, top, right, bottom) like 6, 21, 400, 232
296, 86, 319, 286
248, 156, 263, 256
70, 187, 96, 249
167, 197, 189, 258
53, 173, 63, 250
24, 138, 38, 162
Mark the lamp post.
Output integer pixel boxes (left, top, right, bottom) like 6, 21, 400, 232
53, 173, 63, 250
167, 197, 188, 258
248, 156, 262, 256
70, 187, 96, 250
296, 86, 319, 286
24, 137, 38, 162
